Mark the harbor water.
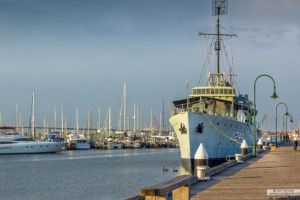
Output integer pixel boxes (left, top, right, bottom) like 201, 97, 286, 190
0, 148, 190, 200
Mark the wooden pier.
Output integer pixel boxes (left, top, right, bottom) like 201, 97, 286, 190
190, 143, 300, 200
131, 143, 300, 200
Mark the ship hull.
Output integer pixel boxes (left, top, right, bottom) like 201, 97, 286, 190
169, 111, 254, 171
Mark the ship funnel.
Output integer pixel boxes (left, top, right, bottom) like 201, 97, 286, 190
241, 139, 248, 155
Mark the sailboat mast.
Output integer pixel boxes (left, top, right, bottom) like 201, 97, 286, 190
133, 103, 136, 134
98, 107, 101, 131
0, 107, 2, 127
159, 112, 162, 136
137, 105, 139, 134
30, 92, 35, 138
54, 106, 57, 132
108, 106, 111, 136
123, 82, 127, 132
61, 106, 63, 136
16, 104, 18, 131
150, 108, 153, 135
162, 99, 164, 133
76, 108, 79, 133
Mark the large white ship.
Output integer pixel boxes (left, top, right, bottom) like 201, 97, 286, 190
169, 0, 256, 170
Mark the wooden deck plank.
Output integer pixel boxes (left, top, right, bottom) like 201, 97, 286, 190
190, 143, 300, 200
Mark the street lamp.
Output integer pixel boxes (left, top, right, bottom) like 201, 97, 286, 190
253, 74, 278, 157
287, 112, 294, 132
275, 102, 288, 147
282, 112, 293, 143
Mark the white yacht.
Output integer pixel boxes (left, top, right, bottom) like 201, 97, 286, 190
0, 135, 65, 154
66, 134, 91, 150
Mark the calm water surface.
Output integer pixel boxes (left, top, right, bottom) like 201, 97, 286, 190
0, 149, 190, 200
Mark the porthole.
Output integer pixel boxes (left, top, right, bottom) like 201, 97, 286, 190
217, 122, 220, 126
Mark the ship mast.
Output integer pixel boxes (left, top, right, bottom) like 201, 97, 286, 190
198, 0, 236, 86
216, 5, 221, 74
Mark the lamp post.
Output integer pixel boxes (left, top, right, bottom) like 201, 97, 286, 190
283, 114, 286, 142
253, 74, 278, 157
275, 102, 288, 147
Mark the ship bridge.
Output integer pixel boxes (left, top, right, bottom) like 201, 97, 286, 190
190, 86, 236, 102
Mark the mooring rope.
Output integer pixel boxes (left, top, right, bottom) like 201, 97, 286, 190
198, 111, 253, 147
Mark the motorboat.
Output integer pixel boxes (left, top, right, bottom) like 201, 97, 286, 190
0, 135, 65, 154
66, 134, 91, 150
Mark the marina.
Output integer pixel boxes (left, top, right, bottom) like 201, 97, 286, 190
0, 0, 300, 199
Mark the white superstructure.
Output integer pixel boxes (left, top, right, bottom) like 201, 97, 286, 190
66, 133, 91, 150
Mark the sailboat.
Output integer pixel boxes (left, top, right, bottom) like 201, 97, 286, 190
169, 0, 255, 170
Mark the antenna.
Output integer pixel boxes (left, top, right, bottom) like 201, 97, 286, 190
212, 0, 228, 16
199, 0, 236, 86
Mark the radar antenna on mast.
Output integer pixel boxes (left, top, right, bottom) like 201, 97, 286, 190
212, 0, 228, 16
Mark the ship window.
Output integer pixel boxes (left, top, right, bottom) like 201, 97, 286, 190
220, 89, 223, 94
202, 89, 206, 94
0, 141, 17, 144
229, 89, 232, 94
26, 146, 29, 148
215, 89, 219, 94
206, 89, 210, 94
197, 89, 201, 94
31, 146, 33, 148
47, 145, 49, 147
40, 146, 43, 148
211, 89, 214, 94
193, 89, 196, 94
224, 89, 228, 94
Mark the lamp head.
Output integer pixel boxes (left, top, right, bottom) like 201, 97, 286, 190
271, 91, 278, 99
285, 112, 289, 116
290, 115, 294, 123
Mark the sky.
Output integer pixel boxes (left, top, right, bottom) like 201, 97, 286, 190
0, 0, 299, 131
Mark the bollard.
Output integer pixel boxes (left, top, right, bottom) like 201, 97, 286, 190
240, 139, 248, 155
194, 143, 210, 181
257, 139, 263, 150
263, 146, 269, 151
235, 153, 244, 164
196, 166, 210, 181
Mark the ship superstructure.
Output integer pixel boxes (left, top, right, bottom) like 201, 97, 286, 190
169, 0, 257, 170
